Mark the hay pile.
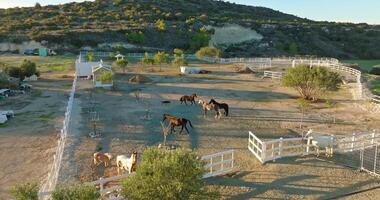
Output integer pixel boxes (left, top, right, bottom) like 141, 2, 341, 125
129, 75, 152, 83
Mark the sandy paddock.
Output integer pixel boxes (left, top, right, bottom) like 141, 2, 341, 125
0, 74, 72, 199
57, 64, 380, 199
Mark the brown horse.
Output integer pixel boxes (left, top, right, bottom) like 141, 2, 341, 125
209, 99, 229, 118
162, 114, 193, 134
179, 94, 197, 105
93, 152, 113, 167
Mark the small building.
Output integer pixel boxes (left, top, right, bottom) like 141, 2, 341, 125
115, 53, 125, 61
180, 66, 201, 74
92, 63, 113, 88
24, 74, 38, 81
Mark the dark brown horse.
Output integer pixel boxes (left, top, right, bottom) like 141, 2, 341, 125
209, 99, 229, 118
162, 114, 193, 134
179, 94, 197, 105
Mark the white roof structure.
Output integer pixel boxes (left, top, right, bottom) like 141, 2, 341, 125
92, 63, 112, 73
115, 53, 125, 60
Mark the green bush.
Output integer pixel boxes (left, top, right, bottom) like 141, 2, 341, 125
0, 72, 9, 88
121, 148, 218, 200
141, 52, 154, 65
115, 59, 128, 73
153, 51, 170, 65
282, 65, 342, 101
196, 47, 221, 59
11, 183, 39, 200
155, 19, 166, 31
52, 184, 99, 200
369, 66, 380, 75
20, 59, 38, 77
99, 71, 114, 83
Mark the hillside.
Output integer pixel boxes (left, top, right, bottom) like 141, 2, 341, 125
0, 0, 380, 59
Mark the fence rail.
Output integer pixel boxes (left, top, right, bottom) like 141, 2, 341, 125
249, 130, 380, 164
201, 149, 234, 178
263, 71, 283, 79
38, 75, 77, 199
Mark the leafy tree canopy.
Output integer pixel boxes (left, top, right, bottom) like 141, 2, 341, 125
282, 65, 342, 100
121, 148, 218, 200
196, 47, 221, 59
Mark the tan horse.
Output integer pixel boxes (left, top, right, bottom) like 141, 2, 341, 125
116, 151, 138, 174
198, 99, 215, 118
93, 152, 113, 167
179, 94, 197, 105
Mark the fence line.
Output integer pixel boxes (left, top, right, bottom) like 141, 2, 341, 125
38, 75, 77, 199
200, 56, 378, 102
263, 71, 283, 79
248, 130, 380, 164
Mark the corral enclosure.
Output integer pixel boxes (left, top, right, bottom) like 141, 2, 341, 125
0, 55, 75, 199
56, 61, 380, 199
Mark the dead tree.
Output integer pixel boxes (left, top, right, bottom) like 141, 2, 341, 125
160, 122, 172, 146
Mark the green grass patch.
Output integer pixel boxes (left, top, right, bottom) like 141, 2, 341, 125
38, 113, 55, 122
342, 60, 380, 72
370, 79, 380, 95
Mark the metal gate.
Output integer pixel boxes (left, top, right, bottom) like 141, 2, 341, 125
360, 144, 380, 177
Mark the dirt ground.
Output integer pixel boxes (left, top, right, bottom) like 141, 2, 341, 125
0, 72, 73, 199
57, 64, 380, 199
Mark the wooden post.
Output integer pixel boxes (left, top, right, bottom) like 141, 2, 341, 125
306, 137, 311, 154
99, 177, 104, 193
210, 157, 213, 174
372, 130, 375, 145
262, 143, 267, 162
271, 143, 275, 159
351, 133, 356, 152
374, 145, 378, 174
231, 151, 234, 169
279, 138, 283, 156
221, 154, 224, 171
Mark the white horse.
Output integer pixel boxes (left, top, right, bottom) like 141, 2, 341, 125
116, 151, 137, 174
305, 129, 336, 157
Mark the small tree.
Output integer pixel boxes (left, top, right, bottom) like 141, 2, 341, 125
116, 59, 128, 73
172, 48, 188, 67
325, 99, 337, 123
155, 19, 166, 31
11, 183, 39, 200
297, 98, 311, 129
121, 148, 217, 200
20, 59, 38, 78
141, 52, 154, 65
99, 71, 114, 83
196, 47, 221, 59
282, 65, 342, 101
87, 52, 94, 62
52, 184, 99, 200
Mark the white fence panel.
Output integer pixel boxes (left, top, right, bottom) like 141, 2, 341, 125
201, 150, 234, 178
263, 71, 283, 79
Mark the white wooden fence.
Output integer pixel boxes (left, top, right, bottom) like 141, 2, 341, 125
372, 95, 380, 106
248, 131, 311, 163
38, 75, 77, 199
263, 71, 283, 79
201, 149, 234, 178
249, 130, 380, 164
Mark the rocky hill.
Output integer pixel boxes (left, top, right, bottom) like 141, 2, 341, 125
0, 0, 379, 59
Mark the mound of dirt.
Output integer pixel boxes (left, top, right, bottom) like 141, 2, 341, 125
129, 75, 152, 83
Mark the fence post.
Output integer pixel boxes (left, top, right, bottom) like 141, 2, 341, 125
231, 151, 234, 169
306, 137, 311, 154
99, 177, 104, 193
351, 133, 356, 152
210, 157, 213, 174
374, 145, 378, 174
372, 130, 375, 145
221, 154, 224, 171
279, 137, 283, 157
262, 143, 266, 162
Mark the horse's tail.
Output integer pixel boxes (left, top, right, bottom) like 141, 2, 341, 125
225, 105, 229, 116
187, 119, 194, 128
